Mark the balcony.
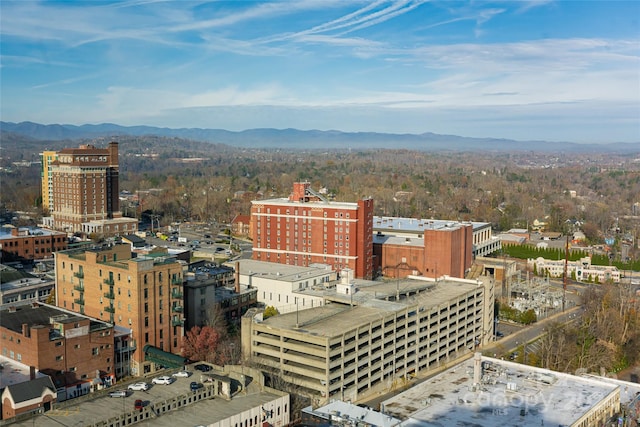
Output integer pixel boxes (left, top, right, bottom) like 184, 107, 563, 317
104, 306, 116, 314
171, 305, 183, 313
103, 291, 116, 299
171, 277, 183, 285
171, 290, 183, 299
73, 284, 84, 292
74, 297, 85, 305
73, 271, 84, 279
103, 278, 115, 286
172, 318, 184, 327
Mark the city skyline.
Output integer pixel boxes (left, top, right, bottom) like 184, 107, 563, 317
1, 0, 639, 143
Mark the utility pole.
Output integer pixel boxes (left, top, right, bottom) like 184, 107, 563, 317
563, 235, 569, 312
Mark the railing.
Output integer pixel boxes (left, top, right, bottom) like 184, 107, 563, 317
73, 284, 84, 292
104, 306, 116, 313
103, 277, 115, 285
171, 277, 183, 285
171, 290, 183, 299
172, 318, 184, 327
73, 271, 84, 278
74, 297, 85, 305
171, 305, 183, 313
103, 291, 116, 299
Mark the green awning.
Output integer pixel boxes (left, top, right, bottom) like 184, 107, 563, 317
142, 345, 187, 369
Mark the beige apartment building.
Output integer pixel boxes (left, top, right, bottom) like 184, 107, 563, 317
55, 243, 185, 376
242, 274, 494, 405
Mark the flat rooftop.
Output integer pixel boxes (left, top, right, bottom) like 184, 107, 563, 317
136, 389, 285, 427
381, 355, 624, 426
230, 259, 335, 282
0, 355, 48, 389
305, 400, 401, 427
252, 196, 360, 209
0, 226, 64, 239
373, 234, 424, 247
374, 216, 489, 232
0, 302, 111, 334
257, 277, 481, 337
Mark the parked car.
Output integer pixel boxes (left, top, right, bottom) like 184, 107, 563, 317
127, 382, 149, 391
194, 363, 211, 372
109, 390, 127, 398
134, 399, 144, 411
151, 376, 175, 385
190, 381, 203, 391
172, 370, 191, 378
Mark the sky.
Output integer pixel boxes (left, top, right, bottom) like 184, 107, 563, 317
1, 1, 639, 143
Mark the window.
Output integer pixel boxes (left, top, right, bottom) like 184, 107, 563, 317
56, 355, 64, 361
92, 347, 99, 355
144, 332, 149, 343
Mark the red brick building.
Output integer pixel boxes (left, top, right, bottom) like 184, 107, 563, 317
1, 376, 56, 420
0, 303, 114, 392
0, 227, 67, 262
374, 220, 473, 279
251, 182, 374, 279
231, 214, 251, 237
42, 142, 137, 236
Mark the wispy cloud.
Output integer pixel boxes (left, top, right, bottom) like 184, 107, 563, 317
0, 0, 638, 142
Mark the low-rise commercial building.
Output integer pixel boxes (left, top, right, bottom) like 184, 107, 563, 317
183, 264, 257, 329
231, 259, 337, 314
527, 256, 620, 283
381, 353, 640, 427
0, 266, 55, 307
373, 217, 501, 280
242, 274, 495, 405
0, 226, 67, 262
0, 302, 115, 399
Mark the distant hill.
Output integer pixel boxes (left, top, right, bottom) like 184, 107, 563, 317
1, 121, 638, 153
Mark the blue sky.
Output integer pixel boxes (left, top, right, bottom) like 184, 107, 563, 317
1, 0, 639, 143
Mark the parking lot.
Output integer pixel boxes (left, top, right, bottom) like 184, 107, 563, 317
21, 368, 214, 427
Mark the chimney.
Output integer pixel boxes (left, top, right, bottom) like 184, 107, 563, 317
473, 352, 482, 386
22, 323, 30, 338
235, 261, 240, 294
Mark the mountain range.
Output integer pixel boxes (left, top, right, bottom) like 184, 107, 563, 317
1, 121, 638, 153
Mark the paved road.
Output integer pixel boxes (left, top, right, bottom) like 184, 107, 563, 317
359, 305, 583, 411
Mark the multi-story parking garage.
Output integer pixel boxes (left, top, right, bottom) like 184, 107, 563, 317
242, 274, 494, 405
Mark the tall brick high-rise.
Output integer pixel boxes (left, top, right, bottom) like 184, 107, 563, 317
251, 182, 374, 279
42, 142, 137, 236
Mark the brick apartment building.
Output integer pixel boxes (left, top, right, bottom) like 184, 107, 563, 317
55, 243, 185, 376
251, 182, 374, 279
41, 142, 137, 236
0, 302, 114, 395
0, 226, 67, 262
